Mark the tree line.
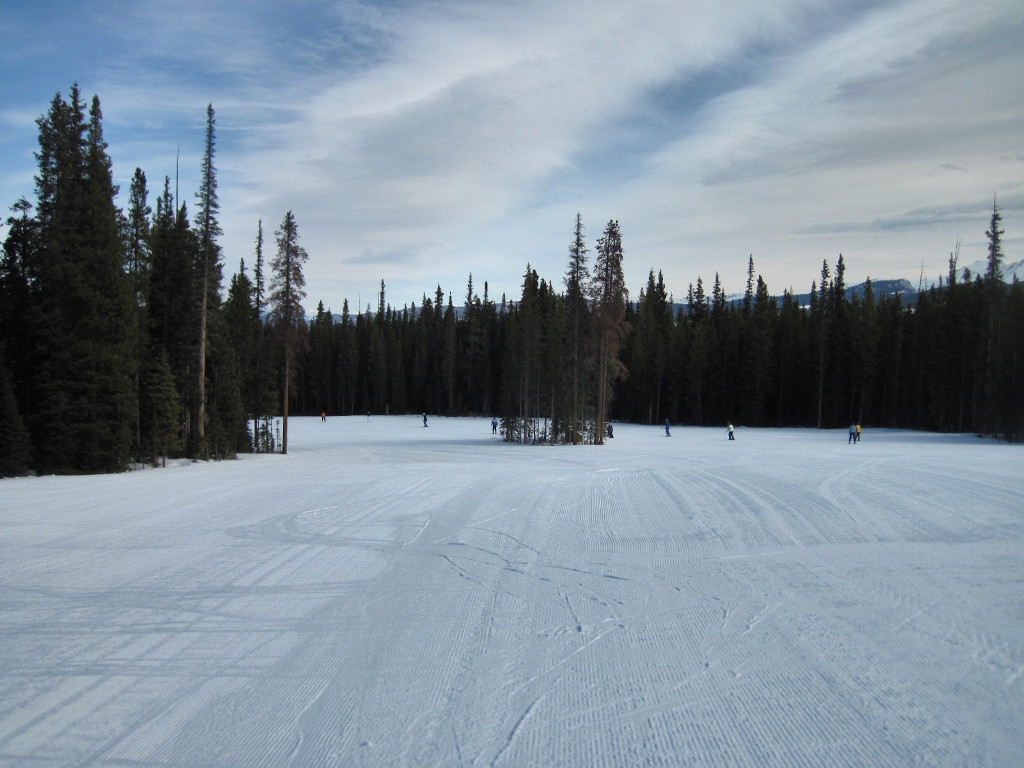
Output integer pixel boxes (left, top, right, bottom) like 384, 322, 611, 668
1, 87, 1021, 476
286, 208, 1022, 447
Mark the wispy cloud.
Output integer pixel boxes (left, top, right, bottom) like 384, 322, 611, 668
1, 0, 1021, 311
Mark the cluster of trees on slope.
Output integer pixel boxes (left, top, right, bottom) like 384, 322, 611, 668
0, 87, 308, 475
1, 87, 1021, 476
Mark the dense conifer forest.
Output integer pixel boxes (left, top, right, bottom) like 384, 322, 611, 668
1, 88, 1022, 475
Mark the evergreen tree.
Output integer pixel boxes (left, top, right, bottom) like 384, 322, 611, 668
125, 168, 151, 460
812, 260, 832, 428
564, 213, 591, 443
978, 200, 1008, 437
628, 269, 671, 424
501, 266, 545, 443
249, 219, 277, 446
268, 211, 309, 454
851, 278, 879, 426
126, 168, 152, 304
336, 299, 357, 415
589, 220, 628, 443
205, 323, 248, 458
742, 255, 755, 317
147, 179, 196, 452
984, 198, 1004, 285
307, 300, 336, 414
28, 87, 135, 472
224, 258, 261, 444
141, 347, 182, 466
0, 349, 31, 476
1, 200, 38, 418
194, 104, 222, 457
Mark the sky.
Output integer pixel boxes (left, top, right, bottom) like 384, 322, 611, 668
1, 0, 1022, 313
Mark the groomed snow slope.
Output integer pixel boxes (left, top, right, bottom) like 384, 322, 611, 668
1, 418, 1022, 767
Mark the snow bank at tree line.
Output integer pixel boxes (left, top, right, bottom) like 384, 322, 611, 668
1, 417, 1021, 767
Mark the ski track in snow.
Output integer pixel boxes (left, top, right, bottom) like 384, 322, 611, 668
1, 418, 1022, 767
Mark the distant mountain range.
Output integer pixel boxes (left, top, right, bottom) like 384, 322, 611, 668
722, 257, 1023, 310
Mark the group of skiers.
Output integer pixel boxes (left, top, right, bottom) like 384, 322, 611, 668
327, 415, 865, 444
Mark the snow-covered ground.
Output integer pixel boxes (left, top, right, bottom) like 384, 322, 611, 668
1, 418, 1022, 767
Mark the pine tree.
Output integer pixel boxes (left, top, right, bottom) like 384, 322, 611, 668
147, 178, 196, 454
141, 347, 182, 466
501, 265, 546, 443
813, 260, 831, 428
126, 168, 152, 304
743, 255, 755, 317
224, 258, 260, 442
336, 299, 357, 415
564, 213, 591, 443
629, 269, 671, 424
125, 168, 151, 460
268, 211, 309, 454
984, 198, 1004, 285
0, 349, 31, 476
307, 300, 336, 414
78, 95, 136, 471
249, 219, 277, 445
1, 200, 38, 418
979, 199, 1007, 436
589, 220, 629, 443
749, 275, 776, 425
194, 104, 222, 458
27, 87, 135, 472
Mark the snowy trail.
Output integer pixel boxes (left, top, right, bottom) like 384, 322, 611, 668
1, 418, 1022, 767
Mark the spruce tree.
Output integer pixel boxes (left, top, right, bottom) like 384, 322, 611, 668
147, 178, 196, 453
589, 220, 628, 443
979, 199, 1007, 436
141, 347, 182, 466
125, 168, 151, 460
194, 104, 222, 457
984, 198, 1004, 285
268, 211, 309, 454
224, 259, 259, 421
28, 87, 135, 472
563, 213, 591, 443
336, 299, 357, 416
0, 349, 31, 476
78, 95, 136, 471
307, 301, 336, 415
1, 200, 37, 417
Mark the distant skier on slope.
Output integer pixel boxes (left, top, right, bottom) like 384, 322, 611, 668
665, 419, 671, 437
727, 423, 735, 440
423, 413, 428, 427
848, 424, 857, 444
491, 418, 499, 434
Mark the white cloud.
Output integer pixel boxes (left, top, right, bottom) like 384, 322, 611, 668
1, 0, 1021, 311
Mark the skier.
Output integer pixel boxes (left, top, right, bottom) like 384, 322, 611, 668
423, 413, 428, 428
848, 424, 857, 444
665, 419, 671, 437
856, 424, 862, 443
491, 418, 498, 434
606, 423, 614, 439
727, 423, 735, 440
321, 412, 326, 422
